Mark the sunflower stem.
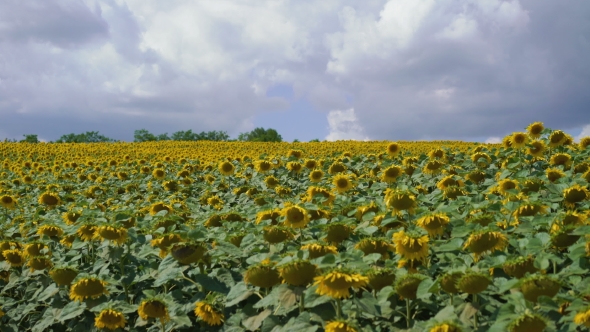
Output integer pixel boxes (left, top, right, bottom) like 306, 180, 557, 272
299, 291, 305, 313
336, 299, 343, 319
406, 298, 412, 329
161, 320, 166, 332
473, 293, 478, 330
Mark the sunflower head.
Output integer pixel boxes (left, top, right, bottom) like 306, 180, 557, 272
503, 256, 538, 278
392, 230, 429, 261
300, 243, 338, 259
549, 130, 567, 147
38, 192, 61, 207
440, 271, 464, 294
278, 260, 317, 286
94, 308, 126, 330
545, 168, 565, 183
194, 300, 224, 326
386, 142, 401, 157
263, 226, 294, 244
395, 274, 427, 300
2, 249, 24, 267
218, 161, 235, 176
456, 271, 491, 294
325, 319, 357, 332
49, 267, 78, 286
138, 298, 170, 323
354, 238, 395, 259
508, 312, 547, 332
574, 306, 590, 327
96, 225, 128, 245
463, 229, 508, 261
69, 276, 108, 301
381, 165, 403, 183
384, 189, 417, 214
309, 169, 324, 182
0, 195, 17, 210
519, 275, 561, 302
328, 162, 346, 174
305, 186, 335, 205
324, 223, 353, 244
526, 122, 544, 138
170, 242, 208, 265
332, 174, 354, 193
27, 255, 52, 272
563, 184, 589, 209
429, 321, 463, 332
366, 268, 395, 291
244, 261, 281, 289
579, 137, 590, 150
550, 153, 572, 169
149, 202, 173, 216
314, 268, 368, 299
281, 205, 310, 228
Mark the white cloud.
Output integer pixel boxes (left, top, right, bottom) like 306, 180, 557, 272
325, 108, 369, 141
576, 124, 590, 142
485, 137, 502, 144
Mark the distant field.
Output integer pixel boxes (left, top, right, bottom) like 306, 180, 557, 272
0, 123, 589, 332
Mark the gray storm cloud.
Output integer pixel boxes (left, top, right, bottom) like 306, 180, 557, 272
0, 0, 588, 141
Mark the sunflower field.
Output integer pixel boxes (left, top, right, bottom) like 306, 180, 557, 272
1, 122, 590, 332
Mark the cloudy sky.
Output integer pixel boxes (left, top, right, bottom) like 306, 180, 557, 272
1, 0, 589, 142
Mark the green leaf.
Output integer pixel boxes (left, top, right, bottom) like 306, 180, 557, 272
433, 305, 456, 322
226, 282, 254, 307
416, 279, 434, 299
354, 292, 380, 317
436, 238, 464, 252
303, 285, 331, 308
37, 283, 59, 301
192, 274, 230, 293
242, 309, 272, 331
57, 301, 87, 322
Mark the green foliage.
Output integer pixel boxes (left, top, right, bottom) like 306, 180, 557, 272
55, 131, 115, 143
20, 134, 39, 143
135, 129, 230, 142
238, 127, 283, 142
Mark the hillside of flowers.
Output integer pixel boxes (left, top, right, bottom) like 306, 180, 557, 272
1, 122, 590, 332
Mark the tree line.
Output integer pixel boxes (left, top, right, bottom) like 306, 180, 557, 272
3, 127, 298, 143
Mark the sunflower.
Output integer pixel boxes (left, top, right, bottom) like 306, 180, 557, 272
503, 256, 537, 278
328, 162, 347, 174
563, 184, 589, 208
95, 225, 128, 245
429, 321, 462, 332
416, 213, 450, 236
526, 140, 546, 158
508, 313, 547, 332
76, 224, 97, 242
519, 275, 560, 302
313, 269, 368, 299
27, 256, 52, 272
305, 186, 335, 205
281, 205, 310, 228
463, 230, 508, 261
495, 179, 519, 195
264, 175, 279, 188
545, 168, 565, 183
309, 169, 324, 182
94, 308, 126, 330
244, 262, 281, 288
279, 260, 317, 286
580, 137, 590, 150
49, 267, 78, 286
526, 122, 544, 138
354, 238, 395, 259
287, 161, 303, 173
300, 243, 338, 259
366, 268, 395, 291
550, 153, 572, 169
381, 165, 403, 183
509, 132, 528, 149
325, 319, 357, 332
466, 170, 486, 184
513, 202, 547, 219
170, 242, 208, 265
24, 242, 49, 257
304, 159, 318, 169
395, 274, 427, 300
263, 226, 294, 244
194, 301, 224, 326
218, 161, 235, 176
456, 271, 491, 294
256, 209, 282, 225
332, 174, 354, 193
151, 233, 183, 258
2, 249, 24, 267
428, 148, 446, 160
392, 230, 429, 261
325, 223, 353, 244
255, 160, 273, 173
549, 130, 567, 147
0, 195, 17, 210
574, 306, 590, 327
37, 225, 63, 237
386, 142, 401, 157
138, 298, 170, 323
62, 210, 82, 225
470, 152, 491, 168
384, 189, 417, 214
149, 202, 173, 215
70, 276, 108, 301
355, 202, 379, 221
440, 271, 463, 294
38, 192, 61, 207
423, 160, 444, 175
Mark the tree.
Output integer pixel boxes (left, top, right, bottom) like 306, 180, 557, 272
134, 129, 158, 142
56, 131, 114, 143
20, 134, 39, 143
237, 127, 282, 142
309, 139, 320, 142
